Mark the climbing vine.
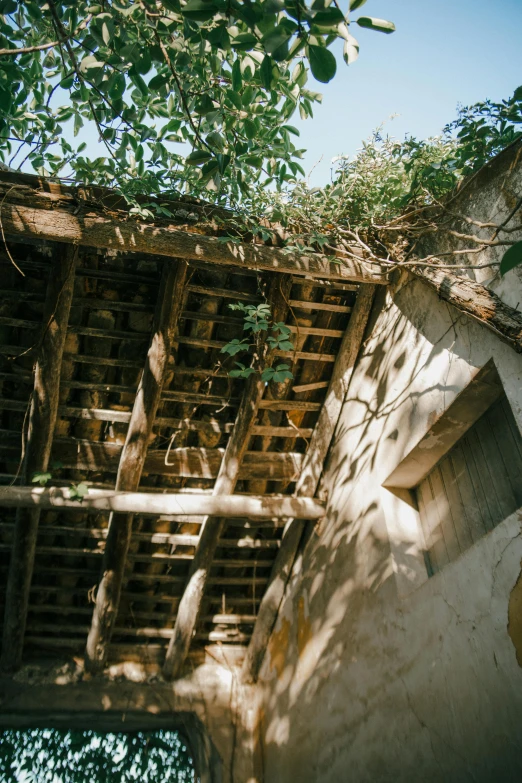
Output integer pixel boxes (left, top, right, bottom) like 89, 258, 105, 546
234, 87, 522, 275
221, 301, 294, 381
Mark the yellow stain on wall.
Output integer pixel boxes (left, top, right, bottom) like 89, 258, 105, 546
267, 615, 291, 679
297, 596, 313, 659
508, 557, 522, 667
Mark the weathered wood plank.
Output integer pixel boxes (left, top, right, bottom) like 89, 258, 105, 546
1, 245, 77, 673
85, 260, 188, 674
242, 284, 376, 683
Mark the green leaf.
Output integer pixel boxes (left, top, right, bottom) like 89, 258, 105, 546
79, 55, 105, 74
129, 68, 149, 95
349, 0, 367, 10
342, 32, 359, 65
0, 0, 17, 13
232, 60, 242, 92
260, 54, 273, 90
312, 7, 345, 27
244, 118, 258, 139
229, 361, 256, 378
148, 73, 169, 91
221, 338, 250, 355
500, 241, 522, 276
0, 85, 12, 113
109, 72, 126, 99
261, 363, 293, 383
308, 45, 337, 83
31, 471, 52, 486
231, 33, 258, 51
60, 74, 75, 89
262, 26, 292, 55
135, 49, 152, 75
70, 482, 89, 501
185, 150, 213, 165
182, 0, 219, 21
271, 363, 293, 382
356, 16, 396, 33
207, 130, 225, 151
194, 94, 216, 114
101, 21, 111, 45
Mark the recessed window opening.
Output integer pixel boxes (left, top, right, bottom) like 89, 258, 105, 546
0, 728, 196, 782
416, 392, 522, 576
383, 361, 522, 592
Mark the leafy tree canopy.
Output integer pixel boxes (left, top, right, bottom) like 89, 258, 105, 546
0, 728, 195, 782
0, 0, 394, 207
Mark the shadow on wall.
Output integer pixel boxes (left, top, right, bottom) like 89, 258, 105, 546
259, 276, 522, 783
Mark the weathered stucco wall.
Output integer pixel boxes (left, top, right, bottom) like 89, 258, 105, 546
258, 145, 522, 782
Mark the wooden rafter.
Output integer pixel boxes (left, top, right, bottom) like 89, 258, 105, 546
162, 274, 292, 680
0, 177, 389, 285
241, 284, 377, 683
0, 245, 77, 672
84, 260, 188, 674
0, 487, 325, 519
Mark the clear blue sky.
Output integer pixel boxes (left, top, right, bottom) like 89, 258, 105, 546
296, 0, 522, 185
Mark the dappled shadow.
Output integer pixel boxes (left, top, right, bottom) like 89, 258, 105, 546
259, 269, 522, 782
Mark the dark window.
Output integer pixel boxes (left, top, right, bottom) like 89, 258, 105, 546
416, 394, 522, 576
0, 728, 195, 782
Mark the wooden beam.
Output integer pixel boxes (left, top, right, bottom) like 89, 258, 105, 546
162, 274, 292, 680
0, 486, 325, 519
409, 261, 522, 353
0, 440, 305, 480
84, 260, 188, 674
241, 284, 376, 684
0, 245, 77, 672
0, 177, 389, 285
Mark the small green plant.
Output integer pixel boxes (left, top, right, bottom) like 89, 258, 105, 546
31, 460, 63, 486
31, 471, 53, 487
260, 364, 294, 383
69, 483, 89, 502
221, 302, 295, 381
31, 462, 88, 502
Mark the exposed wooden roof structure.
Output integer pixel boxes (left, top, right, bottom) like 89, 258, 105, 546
0, 172, 379, 678
2, 158, 522, 682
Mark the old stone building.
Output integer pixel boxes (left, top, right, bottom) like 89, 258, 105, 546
1, 142, 521, 782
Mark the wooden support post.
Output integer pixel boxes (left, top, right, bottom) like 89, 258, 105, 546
162, 275, 292, 681
241, 284, 376, 684
0, 245, 77, 672
84, 260, 188, 674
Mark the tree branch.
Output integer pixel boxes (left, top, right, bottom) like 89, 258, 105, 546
0, 14, 92, 57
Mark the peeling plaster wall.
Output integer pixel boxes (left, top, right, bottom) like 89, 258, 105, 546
259, 146, 522, 783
